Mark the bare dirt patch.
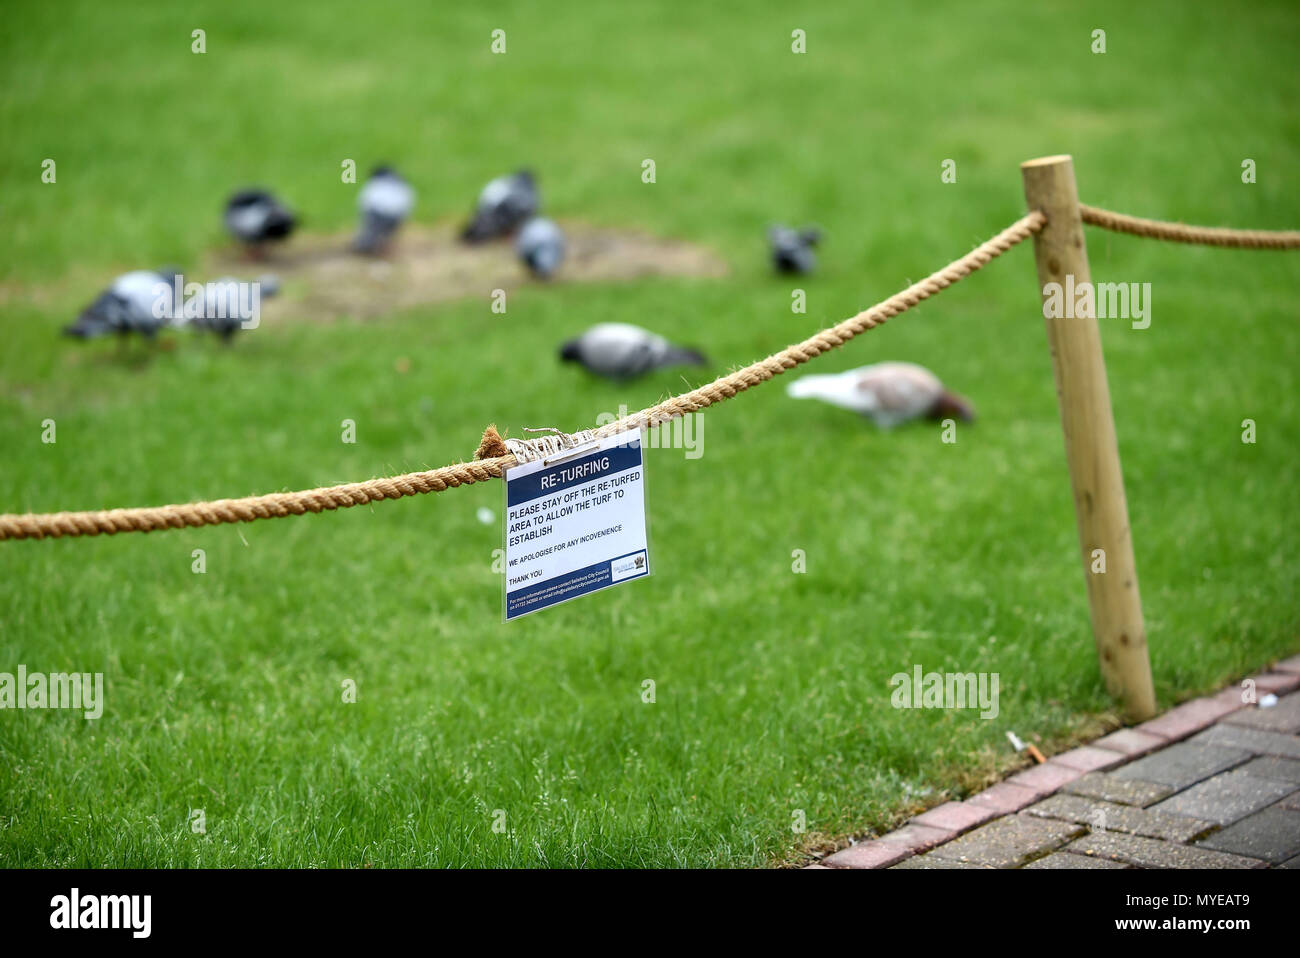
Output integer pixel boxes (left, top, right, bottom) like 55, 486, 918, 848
203, 220, 728, 322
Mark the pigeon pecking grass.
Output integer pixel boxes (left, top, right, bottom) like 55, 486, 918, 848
558, 322, 708, 381
786, 361, 974, 429
769, 225, 822, 275
461, 170, 539, 243
516, 217, 566, 278
64, 268, 180, 342
224, 188, 297, 259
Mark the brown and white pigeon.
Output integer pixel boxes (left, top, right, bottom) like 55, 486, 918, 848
786, 362, 974, 428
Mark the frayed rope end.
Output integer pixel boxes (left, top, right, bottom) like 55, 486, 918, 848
475, 425, 510, 461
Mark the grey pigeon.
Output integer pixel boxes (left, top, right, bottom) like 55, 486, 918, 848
516, 217, 565, 278
353, 166, 415, 255
461, 170, 538, 242
770, 225, 821, 275
559, 323, 708, 381
182, 274, 280, 342
64, 269, 179, 340
224, 189, 297, 254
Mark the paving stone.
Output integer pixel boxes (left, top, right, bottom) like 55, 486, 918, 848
1190, 723, 1300, 759
1137, 697, 1245, 742
1237, 756, 1300, 784
1064, 772, 1175, 808
1026, 793, 1216, 842
1195, 807, 1300, 864
1005, 761, 1085, 797
1023, 851, 1129, 869
966, 782, 1040, 815
889, 853, 996, 869
928, 814, 1084, 868
910, 801, 997, 833
1091, 727, 1167, 757
1153, 769, 1296, 825
1112, 741, 1251, 789
1050, 745, 1128, 773
1276, 792, 1300, 812
1274, 653, 1300, 675
823, 840, 912, 869
1223, 691, 1300, 734
1066, 831, 1265, 869
1250, 673, 1300, 695
1210, 685, 1249, 709
820, 822, 954, 869
877, 823, 954, 852
1279, 855, 1300, 869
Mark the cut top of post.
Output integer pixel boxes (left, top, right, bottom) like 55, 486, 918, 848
1020, 154, 1073, 170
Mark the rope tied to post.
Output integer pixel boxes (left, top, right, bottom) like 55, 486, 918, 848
1080, 204, 1300, 249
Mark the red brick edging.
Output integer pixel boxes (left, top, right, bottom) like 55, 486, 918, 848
815, 655, 1300, 869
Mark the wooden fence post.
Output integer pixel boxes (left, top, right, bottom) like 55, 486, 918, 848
1021, 154, 1157, 720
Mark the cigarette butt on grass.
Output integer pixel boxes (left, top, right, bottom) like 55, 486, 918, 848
1006, 731, 1047, 764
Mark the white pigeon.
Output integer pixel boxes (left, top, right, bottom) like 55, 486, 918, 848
786, 362, 974, 428
559, 322, 708, 380
353, 166, 416, 254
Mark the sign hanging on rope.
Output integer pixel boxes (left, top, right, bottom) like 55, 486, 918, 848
501, 428, 651, 620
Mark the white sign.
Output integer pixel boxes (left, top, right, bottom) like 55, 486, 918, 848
502, 429, 651, 620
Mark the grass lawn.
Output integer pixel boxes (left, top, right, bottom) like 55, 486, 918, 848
1, 0, 1297, 867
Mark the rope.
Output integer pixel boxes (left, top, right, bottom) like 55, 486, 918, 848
0, 462, 508, 540
1, 210, 1045, 541
1080, 204, 1300, 249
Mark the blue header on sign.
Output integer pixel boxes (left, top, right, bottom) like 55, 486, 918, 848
507, 440, 642, 507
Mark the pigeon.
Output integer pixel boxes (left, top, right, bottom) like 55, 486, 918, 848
559, 323, 708, 380
461, 170, 538, 242
181, 274, 280, 342
353, 166, 415, 255
786, 362, 974, 428
770, 225, 821, 275
516, 217, 565, 278
64, 269, 179, 340
223, 189, 296, 255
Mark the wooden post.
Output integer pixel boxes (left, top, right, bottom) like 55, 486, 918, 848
1021, 155, 1156, 720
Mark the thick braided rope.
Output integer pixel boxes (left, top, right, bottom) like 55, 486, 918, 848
0, 212, 1044, 541
1080, 204, 1300, 249
0, 461, 509, 540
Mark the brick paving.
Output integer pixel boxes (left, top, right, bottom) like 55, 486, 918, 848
818, 663, 1300, 869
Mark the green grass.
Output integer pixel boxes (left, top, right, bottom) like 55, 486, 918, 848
1, 0, 1298, 867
